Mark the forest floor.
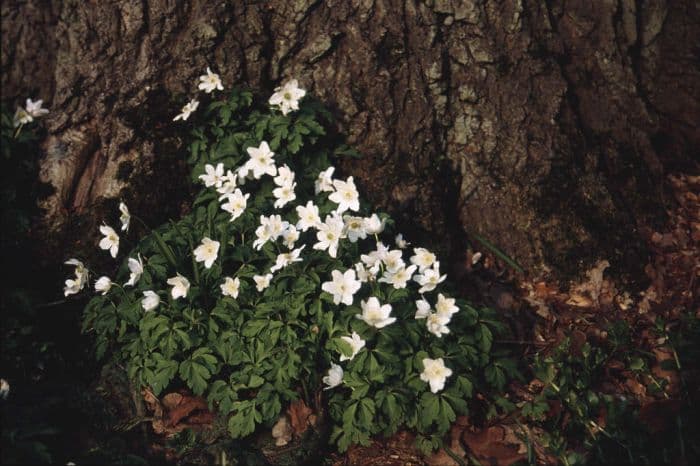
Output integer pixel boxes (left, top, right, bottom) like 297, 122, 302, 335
2, 173, 698, 466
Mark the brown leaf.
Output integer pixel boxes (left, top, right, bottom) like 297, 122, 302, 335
287, 398, 314, 436
271, 416, 293, 446
462, 425, 527, 466
166, 395, 209, 427
162, 392, 184, 410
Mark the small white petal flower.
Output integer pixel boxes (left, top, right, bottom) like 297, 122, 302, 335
253, 273, 273, 292
313, 214, 345, 258
410, 248, 437, 272
295, 201, 321, 231
253, 214, 289, 250
378, 264, 417, 289
25, 98, 49, 118
173, 99, 199, 121
413, 262, 447, 293
167, 273, 191, 299
220, 189, 250, 222
245, 141, 277, 179
65, 258, 89, 290
382, 250, 405, 273
269, 79, 306, 115
360, 242, 389, 269
199, 163, 225, 188
94, 276, 113, 295
64, 278, 83, 297
414, 299, 432, 319
321, 269, 362, 306
426, 312, 451, 338
216, 170, 239, 195
273, 164, 295, 187
141, 291, 160, 312
125, 254, 144, 287
281, 225, 300, 249
220, 276, 241, 298
322, 363, 344, 390
119, 202, 131, 232
395, 233, 410, 249
420, 358, 453, 393
328, 176, 360, 213
435, 293, 459, 318
356, 297, 396, 328
194, 237, 220, 269
338, 332, 366, 361
364, 214, 386, 235
354, 262, 373, 283
99, 224, 120, 258
315, 166, 335, 194
270, 245, 305, 273
198, 67, 224, 93
272, 182, 296, 208
13, 107, 32, 127
0, 379, 9, 400
343, 215, 367, 243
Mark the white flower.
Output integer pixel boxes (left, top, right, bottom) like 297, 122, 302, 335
273, 182, 296, 208
338, 332, 366, 361
13, 107, 32, 127
220, 276, 241, 298
119, 202, 131, 232
64, 258, 89, 290
253, 215, 289, 250
273, 165, 295, 187
25, 98, 49, 118
269, 79, 306, 115
217, 170, 238, 195
395, 233, 410, 249
281, 225, 299, 249
253, 273, 273, 291
343, 215, 367, 243
198, 67, 224, 93
356, 297, 396, 328
245, 141, 277, 179
354, 262, 373, 283
99, 224, 120, 258
420, 358, 453, 393
426, 312, 451, 337
94, 276, 113, 295
315, 166, 335, 194
167, 273, 191, 299
410, 248, 437, 272
0, 378, 9, 399
322, 363, 343, 390
413, 262, 446, 293
321, 269, 362, 305
194, 237, 220, 269
435, 293, 459, 318
295, 201, 321, 231
141, 291, 160, 312
382, 250, 405, 273
313, 214, 345, 258
199, 163, 225, 188
379, 264, 417, 289
360, 242, 389, 269
270, 245, 305, 273
173, 99, 199, 121
220, 189, 250, 221
329, 177, 360, 213
414, 299, 432, 319
364, 214, 386, 235
125, 254, 144, 286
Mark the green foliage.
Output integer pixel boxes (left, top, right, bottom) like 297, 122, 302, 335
81, 88, 509, 452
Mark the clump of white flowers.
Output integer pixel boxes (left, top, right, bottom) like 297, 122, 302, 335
75, 75, 500, 454
13, 98, 49, 127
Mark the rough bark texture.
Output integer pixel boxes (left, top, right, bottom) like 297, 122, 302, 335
2, 0, 698, 282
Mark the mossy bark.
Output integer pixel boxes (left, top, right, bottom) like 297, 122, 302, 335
2, 0, 698, 283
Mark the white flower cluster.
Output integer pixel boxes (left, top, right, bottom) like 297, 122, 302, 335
67, 75, 456, 396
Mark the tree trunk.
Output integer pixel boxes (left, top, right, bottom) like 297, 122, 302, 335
2, 0, 698, 283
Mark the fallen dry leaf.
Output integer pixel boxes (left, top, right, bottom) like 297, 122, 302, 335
287, 398, 314, 436
271, 416, 293, 446
462, 425, 527, 466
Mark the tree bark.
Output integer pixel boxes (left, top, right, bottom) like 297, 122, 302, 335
2, 0, 698, 283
